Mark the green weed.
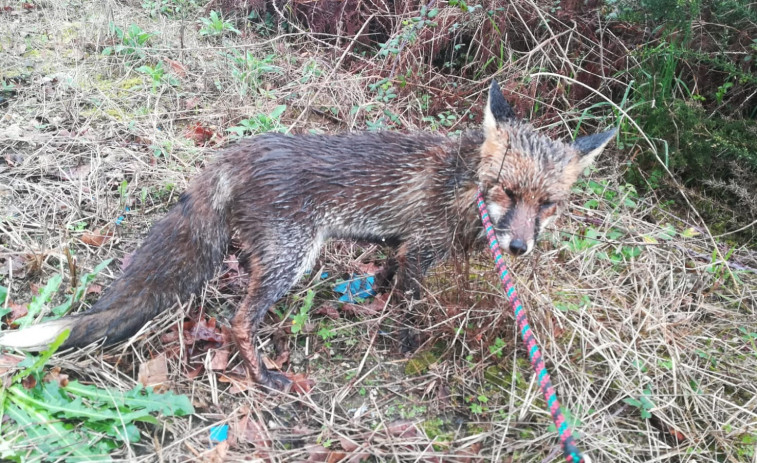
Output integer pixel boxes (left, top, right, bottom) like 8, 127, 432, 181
11, 260, 111, 327
226, 51, 280, 96
136, 62, 179, 92
623, 388, 655, 420
227, 105, 287, 138
0, 332, 193, 462
141, 0, 199, 18
291, 290, 315, 335
102, 23, 154, 59
199, 11, 240, 38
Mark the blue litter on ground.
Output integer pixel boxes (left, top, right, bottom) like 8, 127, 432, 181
115, 207, 130, 226
209, 424, 228, 443
334, 274, 375, 303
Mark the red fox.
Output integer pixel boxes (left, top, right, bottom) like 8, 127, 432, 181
0, 81, 615, 390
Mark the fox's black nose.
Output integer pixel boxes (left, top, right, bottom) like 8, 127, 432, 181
509, 239, 527, 256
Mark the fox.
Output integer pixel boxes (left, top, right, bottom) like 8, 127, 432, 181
0, 80, 615, 390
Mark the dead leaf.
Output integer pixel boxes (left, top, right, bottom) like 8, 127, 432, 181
314, 303, 340, 320
202, 440, 228, 463
210, 348, 230, 371
165, 59, 187, 78
186, 365, 205, 380
341, 301, 381, 317
185, 122, 216, 146
384, 420, 417, 438
286, 372, 315, 394
454, 442, 483, 462
355, 262, 381, 275
80, 228, 113, 247
0, 353, 24, 375
338, 436, 359, 452
244, 418, 272, 448
189, 317, 225, 344
273, 350, 290, 369
306, 445, 330, 462
86, 284, 103, 295
138, 353, 168, 388
4, 300, 28, 324
44, 366, 69, 387
21, 375, 36, 389
58, 164, 91, 181
0, 254, 25, 276
184, 96, 202, 110
262, 351, 289, 371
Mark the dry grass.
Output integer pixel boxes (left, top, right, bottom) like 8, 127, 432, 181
1, 1, 756, 462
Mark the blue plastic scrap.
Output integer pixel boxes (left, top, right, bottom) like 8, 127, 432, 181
333, 273, 376, 303
209, 424, 229, 443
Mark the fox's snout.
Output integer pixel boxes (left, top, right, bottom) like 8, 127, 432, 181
497, 231, 536, 257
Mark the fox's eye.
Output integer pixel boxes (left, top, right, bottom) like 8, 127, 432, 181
503, 188, 516, 200
540, 200, 555, 211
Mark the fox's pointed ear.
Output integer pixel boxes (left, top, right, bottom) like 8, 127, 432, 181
573, 128, 617, 171
483, 80, 516, 136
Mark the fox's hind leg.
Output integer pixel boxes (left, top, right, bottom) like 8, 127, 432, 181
231, 236, 320, 391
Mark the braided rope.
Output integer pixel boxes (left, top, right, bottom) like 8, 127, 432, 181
476, 189, 586, 463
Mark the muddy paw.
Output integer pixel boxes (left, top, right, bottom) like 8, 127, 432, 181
259, 368, 293, 392
400, 327, 420, 354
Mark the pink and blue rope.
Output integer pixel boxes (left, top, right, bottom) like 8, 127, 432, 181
476, 189, 585, 463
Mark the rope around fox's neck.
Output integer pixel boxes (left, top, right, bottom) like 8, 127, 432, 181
476, 189, 587, 463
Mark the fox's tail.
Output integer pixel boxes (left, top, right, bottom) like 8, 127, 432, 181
0, 170, 231, 351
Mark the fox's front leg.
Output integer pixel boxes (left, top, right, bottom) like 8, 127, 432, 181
394, 240, 442, 353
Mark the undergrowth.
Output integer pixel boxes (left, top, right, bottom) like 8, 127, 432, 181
0, 0, 755, 461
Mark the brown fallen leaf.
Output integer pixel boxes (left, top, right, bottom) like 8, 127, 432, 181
0, 254, 26, 276
244, 418, 273, 448
210, 348, 230, 371
185, 122, 216, 146
314, 303, 340, 320
44, 366, 70, 387
384, 420, 418, 438
165, 59, 187, 78
84, 284, 102, 296
80, 228, 113, 247
189, 317, 225, 344
0, 353, 24, 375
306, 445, 330, 462
454, 442, 483, 462
184, 96, 202, 110
262, 351, 289, 371
355, 262, 381, 275
21, 375, 36, 389
138, 353, 168, 388
5, 300, 28, 324
202, 440, 228, 463
287, 372, 315, 394
186, 365, 205, 380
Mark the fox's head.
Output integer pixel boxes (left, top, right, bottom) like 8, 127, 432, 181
478, 80, 616, 256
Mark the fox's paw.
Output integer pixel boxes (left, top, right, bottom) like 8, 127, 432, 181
259, 368, 293, 393
400, 328, 420, 354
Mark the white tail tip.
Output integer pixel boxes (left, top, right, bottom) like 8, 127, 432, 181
0, 321, 72, 351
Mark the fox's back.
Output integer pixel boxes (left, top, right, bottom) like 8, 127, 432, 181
216, 131, 481, 243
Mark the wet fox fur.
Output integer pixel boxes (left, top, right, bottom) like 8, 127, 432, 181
0, 80, 615, 390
